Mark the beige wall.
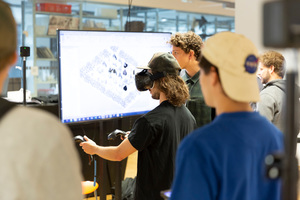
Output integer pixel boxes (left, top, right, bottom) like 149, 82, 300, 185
235, 0, 264, 51
235, 0, 300, 76
236, 0, 300, 156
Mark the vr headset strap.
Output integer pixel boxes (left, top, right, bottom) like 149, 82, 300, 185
150, 72, 166, 81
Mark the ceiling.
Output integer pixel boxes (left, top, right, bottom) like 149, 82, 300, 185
86, 0, 235, 17
6, 0, 235, 19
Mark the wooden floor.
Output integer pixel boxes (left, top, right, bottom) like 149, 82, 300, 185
84, 151, 138, 200
124, 151, 138, 178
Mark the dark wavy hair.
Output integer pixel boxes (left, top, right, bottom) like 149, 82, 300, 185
156, 75, 189, 107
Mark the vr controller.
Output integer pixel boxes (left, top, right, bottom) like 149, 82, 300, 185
74, 135, 85, 143
107, 129, 127, 140
73, 135, 93, 164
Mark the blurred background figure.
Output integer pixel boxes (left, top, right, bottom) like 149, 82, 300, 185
257, 50, 286, 132
0, 1, 83, 199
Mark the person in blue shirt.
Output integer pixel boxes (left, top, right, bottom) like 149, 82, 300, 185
170, 32, 283, 200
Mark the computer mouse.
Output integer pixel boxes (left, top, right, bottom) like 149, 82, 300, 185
74, 135, 85, 143
107, 129, 127, 140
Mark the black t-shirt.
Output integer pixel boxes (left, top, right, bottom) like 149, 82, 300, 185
128, 101, 196, 200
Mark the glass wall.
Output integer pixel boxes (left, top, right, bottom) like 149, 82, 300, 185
124, 7, 234, 38
5, 0, 234, 98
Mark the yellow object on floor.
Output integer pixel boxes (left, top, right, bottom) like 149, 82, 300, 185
82, 181, 99, 195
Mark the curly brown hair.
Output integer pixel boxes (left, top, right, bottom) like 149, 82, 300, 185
169, 31, 203, 60
259, 50, 286, 78
155, 75, 189, 107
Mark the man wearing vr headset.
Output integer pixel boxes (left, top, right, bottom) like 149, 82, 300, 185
80, 52, 196, 200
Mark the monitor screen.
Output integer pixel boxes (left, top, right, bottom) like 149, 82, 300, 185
58, 30, 172, 124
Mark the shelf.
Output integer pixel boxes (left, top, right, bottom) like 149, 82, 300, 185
36, 35, 57, 38
36, 58, 57, 61
36, 11, 77, 17
82, 15, 118, 20
36, 80, 57, 84
23, 1, 124, 97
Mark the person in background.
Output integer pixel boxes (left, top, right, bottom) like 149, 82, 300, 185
80, 52, 196, 200
170, 32, 283, 200
169, 31, 212, 127
257, 50, 286, 132
0, 1, 83, 199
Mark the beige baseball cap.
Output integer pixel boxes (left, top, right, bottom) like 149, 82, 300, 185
202, 31, 260, 102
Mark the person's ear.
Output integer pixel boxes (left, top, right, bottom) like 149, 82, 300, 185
269, 65, 275, 74
189, 50, 195, 59
210, 67, 219, 86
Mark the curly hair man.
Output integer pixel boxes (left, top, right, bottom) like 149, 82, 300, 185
257, 50, 286, 131
169, 31, 212, 127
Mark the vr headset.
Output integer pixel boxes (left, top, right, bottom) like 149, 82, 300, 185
135, 69, 166, 91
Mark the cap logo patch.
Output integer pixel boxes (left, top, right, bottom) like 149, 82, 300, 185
244, 55, 258, 74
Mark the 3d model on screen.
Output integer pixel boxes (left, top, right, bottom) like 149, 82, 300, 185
80, 46, 139, 108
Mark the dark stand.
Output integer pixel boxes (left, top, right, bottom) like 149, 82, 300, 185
282, 71, 299, 200
265, 61, 299, 200
98, 118, 124, 200
263, 1, 300, 199
20, 46, 30, 106
113, 118, 122, 200
22, 57, 27, 106
99, 120, 108, 200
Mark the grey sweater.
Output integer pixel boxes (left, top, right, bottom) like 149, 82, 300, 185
257, 79, 285, 132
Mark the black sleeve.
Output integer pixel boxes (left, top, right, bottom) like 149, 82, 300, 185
128, 117, 154, 151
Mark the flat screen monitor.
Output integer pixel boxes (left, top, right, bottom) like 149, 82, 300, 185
58, 30, 172, 124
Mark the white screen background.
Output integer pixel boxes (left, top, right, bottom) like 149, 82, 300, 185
58, 31, 172, 123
